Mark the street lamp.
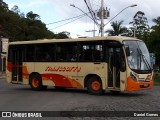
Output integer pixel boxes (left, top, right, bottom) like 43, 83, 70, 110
70, 4, 98, 25
70, 4, 98, 37
104, 4, 137, 26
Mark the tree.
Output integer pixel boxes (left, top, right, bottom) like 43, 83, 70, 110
152, 17, 160, 25
0, 0, 8, 11
129, 11, 150, 40
11, 5, 20, 14
0, 25, 8, 37
105, 20, 127, 36
26, 11, 40, 20
148, 17, 160, 65
0, 0, 9, 37
0, 1, 68, 41
55, 32, 69, 39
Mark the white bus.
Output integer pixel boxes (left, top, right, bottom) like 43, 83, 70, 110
6, 36, 153, 95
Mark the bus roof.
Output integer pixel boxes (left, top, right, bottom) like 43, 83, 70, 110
9, 36, 141, 45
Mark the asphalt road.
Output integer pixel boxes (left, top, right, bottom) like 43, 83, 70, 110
0, 78, 160, 120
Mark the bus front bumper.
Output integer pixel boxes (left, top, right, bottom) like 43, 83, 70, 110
126, 77, 153, 91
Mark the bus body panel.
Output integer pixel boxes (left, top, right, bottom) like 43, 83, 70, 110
6, 36, 153, 93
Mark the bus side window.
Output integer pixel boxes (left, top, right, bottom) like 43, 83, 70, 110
78, 43, 103, 62
56, 43, 78, 62
35, 44, 55, 62
93, 50, 101, 61
26, 45, 35, 62
81, 49, 94, 61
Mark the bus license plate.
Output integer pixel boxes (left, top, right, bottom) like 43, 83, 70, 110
144, 84, 149, 87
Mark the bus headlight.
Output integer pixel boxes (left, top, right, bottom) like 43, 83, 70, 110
130, 72, 137, 81
145, 74, 152, 81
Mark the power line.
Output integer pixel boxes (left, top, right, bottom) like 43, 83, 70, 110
89, 0, 100, 25
46, 13, 87, 25
87, 0, 93, 11
84, 0, 99, 26
49, 14, 86, 30
87, 0, 97, 20
71, 4, 99, 27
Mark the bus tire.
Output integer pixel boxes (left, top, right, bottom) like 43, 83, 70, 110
87, 76, 103, 95
30, 74, 47, 90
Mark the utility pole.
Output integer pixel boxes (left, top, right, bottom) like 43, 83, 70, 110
98, 0, 109, 37
101, 0, 104, 37
72, 1, 110, 37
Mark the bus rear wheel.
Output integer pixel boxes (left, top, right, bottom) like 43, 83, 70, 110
87, 76, 103, 95
30, 74, 47, 90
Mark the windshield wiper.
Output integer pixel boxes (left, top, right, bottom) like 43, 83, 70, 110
137, 48, 152, 71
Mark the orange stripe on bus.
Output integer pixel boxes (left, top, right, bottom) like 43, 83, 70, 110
41, 74, 83, 88
22, 66, 30, 79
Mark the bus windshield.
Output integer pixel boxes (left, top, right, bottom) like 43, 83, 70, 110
123, 40, 152, 73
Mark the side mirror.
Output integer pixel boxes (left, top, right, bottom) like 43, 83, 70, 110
125, 46, 130, 56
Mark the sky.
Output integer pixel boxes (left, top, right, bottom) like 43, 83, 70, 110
4, 0, 160, 38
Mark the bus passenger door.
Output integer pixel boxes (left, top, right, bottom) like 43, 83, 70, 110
107, 47, 121, 89
12, 50, 23, 82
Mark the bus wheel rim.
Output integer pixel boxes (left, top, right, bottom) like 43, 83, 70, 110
91, 81, 100, 91
32, 78, 39, 88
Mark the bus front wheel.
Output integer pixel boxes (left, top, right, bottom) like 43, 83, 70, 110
87, 76, 103, 95
30, 74, 47, 90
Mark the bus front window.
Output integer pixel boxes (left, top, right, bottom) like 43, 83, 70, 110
123, 40, 152, 73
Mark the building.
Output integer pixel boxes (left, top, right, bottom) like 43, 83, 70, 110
0, 38, 8, 72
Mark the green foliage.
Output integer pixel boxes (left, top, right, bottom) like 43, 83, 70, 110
105, 20, 127, 36
129, 11, 150, 40
0, 0, 68, 41
147, 17, 160, 64
26, 11, 40, 20
55, 32, 68, 39
55, 31, 70, 39
153, 72, 160, 85
152, 17, 160, 25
